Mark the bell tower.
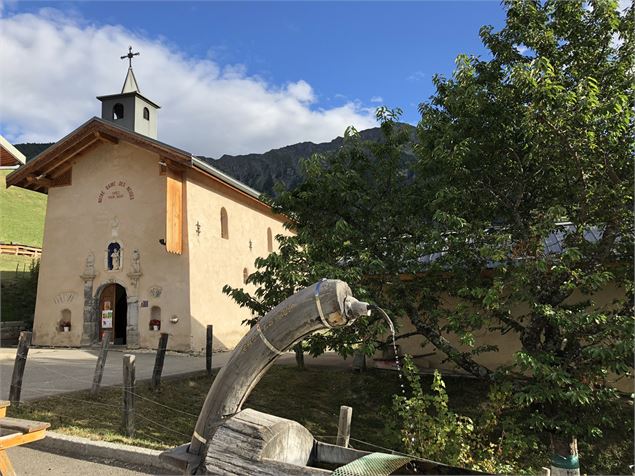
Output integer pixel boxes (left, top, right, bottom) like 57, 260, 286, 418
97, 46, 160, 139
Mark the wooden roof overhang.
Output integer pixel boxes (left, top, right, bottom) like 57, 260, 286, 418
0, 135, 26, 167
4, 118, 288, 224
5, 117, 193, 193
0, 148, 23, 167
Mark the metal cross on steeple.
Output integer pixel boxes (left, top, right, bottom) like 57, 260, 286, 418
120, 46, 140, 68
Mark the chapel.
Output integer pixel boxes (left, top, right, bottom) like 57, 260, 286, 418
6, 48, 288, 352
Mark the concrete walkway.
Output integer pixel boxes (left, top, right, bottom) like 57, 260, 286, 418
7, 446, 167, 475
0, 347, 353, 401
0, 347, 225, 401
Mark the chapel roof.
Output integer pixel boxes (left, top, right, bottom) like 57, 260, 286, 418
0, 135, 27, 167
5, 117, 267, 210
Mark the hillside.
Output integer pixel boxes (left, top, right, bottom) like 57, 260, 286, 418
0, 170, 47, 247
199, 123, 417, 196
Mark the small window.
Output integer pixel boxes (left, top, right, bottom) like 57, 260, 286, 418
113, 103, 124, 120
220, 208, 229, 239
143, 107, 150, 120
243, 268, 249, 284
150, 306, 161, 331
59, 309, 71, 332
267, 227, 273, 252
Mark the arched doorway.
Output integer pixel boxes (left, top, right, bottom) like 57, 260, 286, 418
98, 283, 127, 345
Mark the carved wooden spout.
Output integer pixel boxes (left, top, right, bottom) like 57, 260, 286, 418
186, 279, 369, 473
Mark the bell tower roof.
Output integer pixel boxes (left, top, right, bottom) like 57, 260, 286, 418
121, 67, 140, 94
96, 46, 160, 139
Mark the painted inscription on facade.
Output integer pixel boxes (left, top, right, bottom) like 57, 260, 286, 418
97, 180, 135, 203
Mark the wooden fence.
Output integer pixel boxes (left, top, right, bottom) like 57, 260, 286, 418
0, 243, 42, 258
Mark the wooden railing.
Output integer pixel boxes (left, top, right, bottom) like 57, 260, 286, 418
0, 243, 42, 257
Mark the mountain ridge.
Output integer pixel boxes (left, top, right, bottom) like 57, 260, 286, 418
14, 123, 416, 196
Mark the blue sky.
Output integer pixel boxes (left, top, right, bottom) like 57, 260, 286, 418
0, 1, 507, 155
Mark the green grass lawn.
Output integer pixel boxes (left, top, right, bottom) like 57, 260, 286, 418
8, 365, 632, 473
0, 170, 47, 247
0, 254, 36, 274
8, 367, 486, 452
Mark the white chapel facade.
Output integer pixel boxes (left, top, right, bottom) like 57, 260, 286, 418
6, 52, 288, 352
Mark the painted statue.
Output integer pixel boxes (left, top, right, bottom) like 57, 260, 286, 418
111, 248, 121, 270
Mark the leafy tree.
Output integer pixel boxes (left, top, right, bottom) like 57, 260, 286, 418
225, 0, 633, 471
223, 110, 415, 364
413, 0, 633, 470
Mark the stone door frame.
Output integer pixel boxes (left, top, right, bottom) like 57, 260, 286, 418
81, 279, 139, 348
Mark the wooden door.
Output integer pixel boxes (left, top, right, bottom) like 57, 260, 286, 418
99, 284, 116, 343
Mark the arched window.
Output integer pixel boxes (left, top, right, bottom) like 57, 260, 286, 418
243, 268, 249, 284
267, 227, 273, 252
143, 107, 150, 120
150, 306, 161, 331
59, 309, 71, 331
220, 207, 229, 239
113, 103, 124, 120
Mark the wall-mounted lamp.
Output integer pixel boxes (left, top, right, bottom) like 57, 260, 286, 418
195, 221, 201, 236
158, 160, 167, 166
170, 315, 179, 324
159, 239, 166, 246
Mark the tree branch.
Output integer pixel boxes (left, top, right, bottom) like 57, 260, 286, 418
407, 305, 492, 379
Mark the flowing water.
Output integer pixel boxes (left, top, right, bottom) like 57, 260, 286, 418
376, 307, 407, 397
374, 306, 417, 465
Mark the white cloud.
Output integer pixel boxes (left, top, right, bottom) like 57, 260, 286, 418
0, 10, 375, 156
406, 71, 426, 82
370, 96, 383, 103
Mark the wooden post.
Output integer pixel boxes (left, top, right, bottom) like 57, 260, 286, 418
336, 405, 352, 448
206, 325, 213, 376
9, 331, 32, 405
122, 354, 135, 437
91, 330, 111, 396
151, 333, 169, 390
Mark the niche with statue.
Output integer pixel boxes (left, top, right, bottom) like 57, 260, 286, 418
105, 241, 123, 271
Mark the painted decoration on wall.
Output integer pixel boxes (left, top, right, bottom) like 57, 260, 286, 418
97, 180, 135, 203
149, 286, 162, 298
53, 292, 76, 305
111, 216, 120, 237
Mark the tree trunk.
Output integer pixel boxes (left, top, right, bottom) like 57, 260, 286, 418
550, 435, 580, 476
293, 343, 304, 370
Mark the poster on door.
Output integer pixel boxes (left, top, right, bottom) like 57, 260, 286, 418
101, 309, 113, 329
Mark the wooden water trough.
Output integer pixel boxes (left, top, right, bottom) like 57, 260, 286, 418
161, 279, 486, 475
